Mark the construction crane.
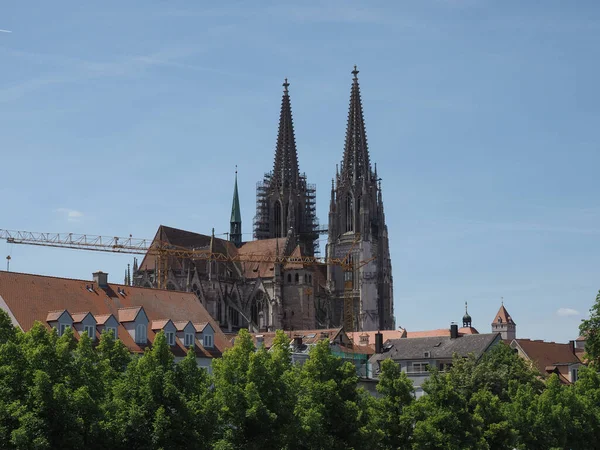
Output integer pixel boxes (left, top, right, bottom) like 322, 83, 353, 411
0, 228, 374, 331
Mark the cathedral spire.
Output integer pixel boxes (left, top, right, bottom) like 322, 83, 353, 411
271, 78, 300, 190
230, 167, 242, 247
341, 65, 371, 185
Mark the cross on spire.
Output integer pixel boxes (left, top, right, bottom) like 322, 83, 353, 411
352, 65, 359, 80
283, 78, 289, 94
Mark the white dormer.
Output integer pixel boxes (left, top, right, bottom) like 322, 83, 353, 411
174, 320, 196, 348
118, 306, 149, 345
96, 314, 119, 339
71, 312, 97, 341
46, 310, 73, 336
151, 319, 177, 346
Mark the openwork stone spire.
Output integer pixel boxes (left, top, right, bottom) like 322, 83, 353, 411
230, 167, 242, 247
341, 66, 371, 184
271, 78, 300, 189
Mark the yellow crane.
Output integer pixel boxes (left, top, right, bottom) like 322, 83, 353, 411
0, 228, 373, 331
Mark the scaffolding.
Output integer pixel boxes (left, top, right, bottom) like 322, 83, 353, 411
253, 171, 321, 256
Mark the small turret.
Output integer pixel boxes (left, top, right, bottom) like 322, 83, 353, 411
462, 301, 472, 328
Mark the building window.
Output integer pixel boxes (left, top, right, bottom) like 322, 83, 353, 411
184, 333, 194, 347
498, 318, 503, 323
295, 273, 299, 283
166, 331, 175, 346
287, 273, 292, 283
309, 275, 312, 283
105, 327, 117, 338
204, 334, 213, 348
410, 362, 428, 373
84, 325, 95, 339
571, 367, 579, 383
217, 300, 222, 323
59, 323, 70, 336
135, 324, 147, 344
346, 193, 354, 232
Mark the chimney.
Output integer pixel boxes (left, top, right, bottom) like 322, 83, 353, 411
569, 340, 575, 355
256, 335, 264, 349
375, 331, 383, 354
450, 323, 459, 339
294, 336, 303, 347
93, 271, 108, 289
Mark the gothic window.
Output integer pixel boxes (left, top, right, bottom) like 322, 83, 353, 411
346, 193, 354, 232
251, 300, 258, 325
295, 273, 299, 283
287, 273, 292, 283
284, 202, 289, 233
304, 274, 307, 284
309, 275, 312, 283
274, 201, 282, 238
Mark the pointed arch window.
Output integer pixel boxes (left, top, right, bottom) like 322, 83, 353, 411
274, 201, 282, 238
346, 193, 354, 232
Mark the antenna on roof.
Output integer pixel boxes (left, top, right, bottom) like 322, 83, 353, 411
6, 255, 10, 271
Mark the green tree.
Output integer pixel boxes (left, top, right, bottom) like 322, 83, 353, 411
580, 290, 600, 367
369, 359, 414, 449
293, 339, 369, 450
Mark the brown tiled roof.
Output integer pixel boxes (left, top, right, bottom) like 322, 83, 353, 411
151, 319, 172, 330
118, 306, 142, 323
576, 335, 586, 341
405, 328, 452, 338
237, 238, 287, 278
194, 322, 208, 332
71, 312, 93, 323
95, 314, 114, 325
458, 326, 479, 335
173, 320, 192, 331
513, 339, 581, 382
493, 304, 515, 325
348, 330, 407, 345
0, 270, 230, 357
46, 310, 69, 322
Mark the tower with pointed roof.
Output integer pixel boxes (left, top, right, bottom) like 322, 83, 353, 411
326, 66, 394, 332
230, 169, 242, 247
492, 301, 516, 341
253, 79, 319, 256
463, 302, 472, 328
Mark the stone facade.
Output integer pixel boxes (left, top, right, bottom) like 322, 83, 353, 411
325, 67, 394, 332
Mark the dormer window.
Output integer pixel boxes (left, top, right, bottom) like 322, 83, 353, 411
84, 325, 95, 339
204, 334, 213, 348
59, 323, 70, 336
166, 331, 175, 346
106, 327, 117, 338
135, 324, 147, 344
498, 318, 503, 323
185, 333, 194, 347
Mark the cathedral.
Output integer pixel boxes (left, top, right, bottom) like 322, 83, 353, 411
132, 67, 394, 333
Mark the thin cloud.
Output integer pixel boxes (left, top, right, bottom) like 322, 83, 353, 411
0, 29, 12, 33
55, 208, 84, 223
556, 308, 580, 317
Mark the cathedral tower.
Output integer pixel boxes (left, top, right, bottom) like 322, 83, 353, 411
326, 66, 394, 331
253, 79, 319, 255
230, 169, 242, 247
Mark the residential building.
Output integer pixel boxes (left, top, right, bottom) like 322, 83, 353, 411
510, 338, 584, 384
0, 270, 229, 371
369, 325, 501, 398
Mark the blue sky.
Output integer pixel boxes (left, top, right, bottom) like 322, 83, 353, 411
1, 1, 599, 343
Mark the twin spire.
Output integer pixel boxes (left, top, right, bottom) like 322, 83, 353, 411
340, 65, 371, 185
271, 78, 300, 190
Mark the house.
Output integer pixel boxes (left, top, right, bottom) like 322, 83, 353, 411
368, 325, 501, 398
510, 339, 584, 384
241, 327, 374, 377
0, 270, 230, 371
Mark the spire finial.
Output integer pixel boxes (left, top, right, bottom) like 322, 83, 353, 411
465, 301, 468, 313
501, 297, 504, 306
352, 65, 359, 80
283, 78, 289, 93
235, 164, 238, 176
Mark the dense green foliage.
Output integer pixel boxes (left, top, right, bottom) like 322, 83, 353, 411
0, 310, 599, 449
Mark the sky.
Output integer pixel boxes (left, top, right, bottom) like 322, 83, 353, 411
1, 1, 600, 343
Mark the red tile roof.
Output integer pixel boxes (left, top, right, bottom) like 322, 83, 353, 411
513, 339, 581, 383
95, 314, 114, 325
71, 312, 92, 323
0, 270, 230, 357
348, 330, 407, 345
247, 328, 345, 349
173, 320, 192, 331
405, 328, 452, 338
151, 319, 172, 330
46, 310, 69, 322
194, 322, 209, 332
493, 304, 515, 325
